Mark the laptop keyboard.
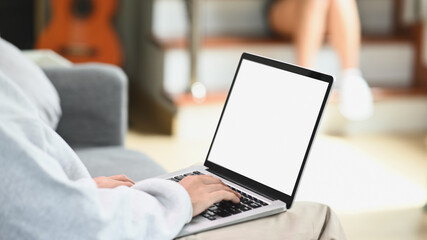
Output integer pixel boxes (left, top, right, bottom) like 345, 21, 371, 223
168, 171, 268, 221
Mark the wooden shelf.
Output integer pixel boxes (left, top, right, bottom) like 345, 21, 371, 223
170, 87, 427, 107
152, 34, 413, 50
169, 92, 228, 107
370, 87, 427, 101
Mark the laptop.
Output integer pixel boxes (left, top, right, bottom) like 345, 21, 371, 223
159, 52, 333, 237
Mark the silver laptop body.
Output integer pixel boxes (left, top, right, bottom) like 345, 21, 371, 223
158, 52, 333, 237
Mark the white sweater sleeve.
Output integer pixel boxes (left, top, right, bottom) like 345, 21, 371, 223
0, 70, 193, 239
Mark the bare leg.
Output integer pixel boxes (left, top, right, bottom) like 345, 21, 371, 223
269, 0, 331, 68
269, 0, 373, 120
327, 0, 361, 69
268, 0, 298, 36
269, 0, 360, 69
326, 0, 373, 120
295, 0, 331, 67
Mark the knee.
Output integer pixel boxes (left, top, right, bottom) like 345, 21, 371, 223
316, 202, 332, 212
318, 203, 333, 220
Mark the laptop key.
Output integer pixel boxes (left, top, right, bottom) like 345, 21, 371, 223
174, 175, 185, 181
216, 210, 232, 217
242, 198, 252, 205
206, 210, 216, 216
168, 178, 180, 182
228, 208, 242, 215
208, 205, 218, 211
249, 202, 261, 208
238, 205, 251, 211
218, 201, 232, 208
169, 171, 207, 183
201, 212, 217, 221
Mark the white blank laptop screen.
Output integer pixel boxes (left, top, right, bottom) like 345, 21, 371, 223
207, 59, 329, 196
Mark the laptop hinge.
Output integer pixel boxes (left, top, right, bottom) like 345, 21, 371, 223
206, 168, 276, 201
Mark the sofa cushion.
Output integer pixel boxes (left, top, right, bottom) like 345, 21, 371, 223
75, 147, 166, 181
0, 37, 62, 129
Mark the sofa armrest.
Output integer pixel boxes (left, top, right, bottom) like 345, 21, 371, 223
43, 64, 127, 148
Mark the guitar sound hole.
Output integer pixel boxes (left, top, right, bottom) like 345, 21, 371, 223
72, 0, 94, 19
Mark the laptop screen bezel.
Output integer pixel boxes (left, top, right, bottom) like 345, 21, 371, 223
204, 52, 333, 209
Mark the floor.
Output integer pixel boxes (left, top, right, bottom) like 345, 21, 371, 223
126, 130, 427, 239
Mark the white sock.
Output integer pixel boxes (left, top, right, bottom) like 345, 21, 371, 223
339, 68, 374, 121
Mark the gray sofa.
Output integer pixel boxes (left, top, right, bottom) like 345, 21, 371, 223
43, 64, 166, 181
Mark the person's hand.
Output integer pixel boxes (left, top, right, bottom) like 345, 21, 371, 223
93, 174, 135, 188
179, 175, 241, 217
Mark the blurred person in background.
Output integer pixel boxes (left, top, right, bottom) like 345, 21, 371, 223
268, 0, 373, 121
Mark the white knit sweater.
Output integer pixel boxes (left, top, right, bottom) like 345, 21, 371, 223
0, 70, 192, 240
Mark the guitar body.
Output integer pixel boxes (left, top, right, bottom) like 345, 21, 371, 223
36, 0, 122, 65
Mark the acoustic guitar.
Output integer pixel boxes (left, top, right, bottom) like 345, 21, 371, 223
36, 0, 122, 65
